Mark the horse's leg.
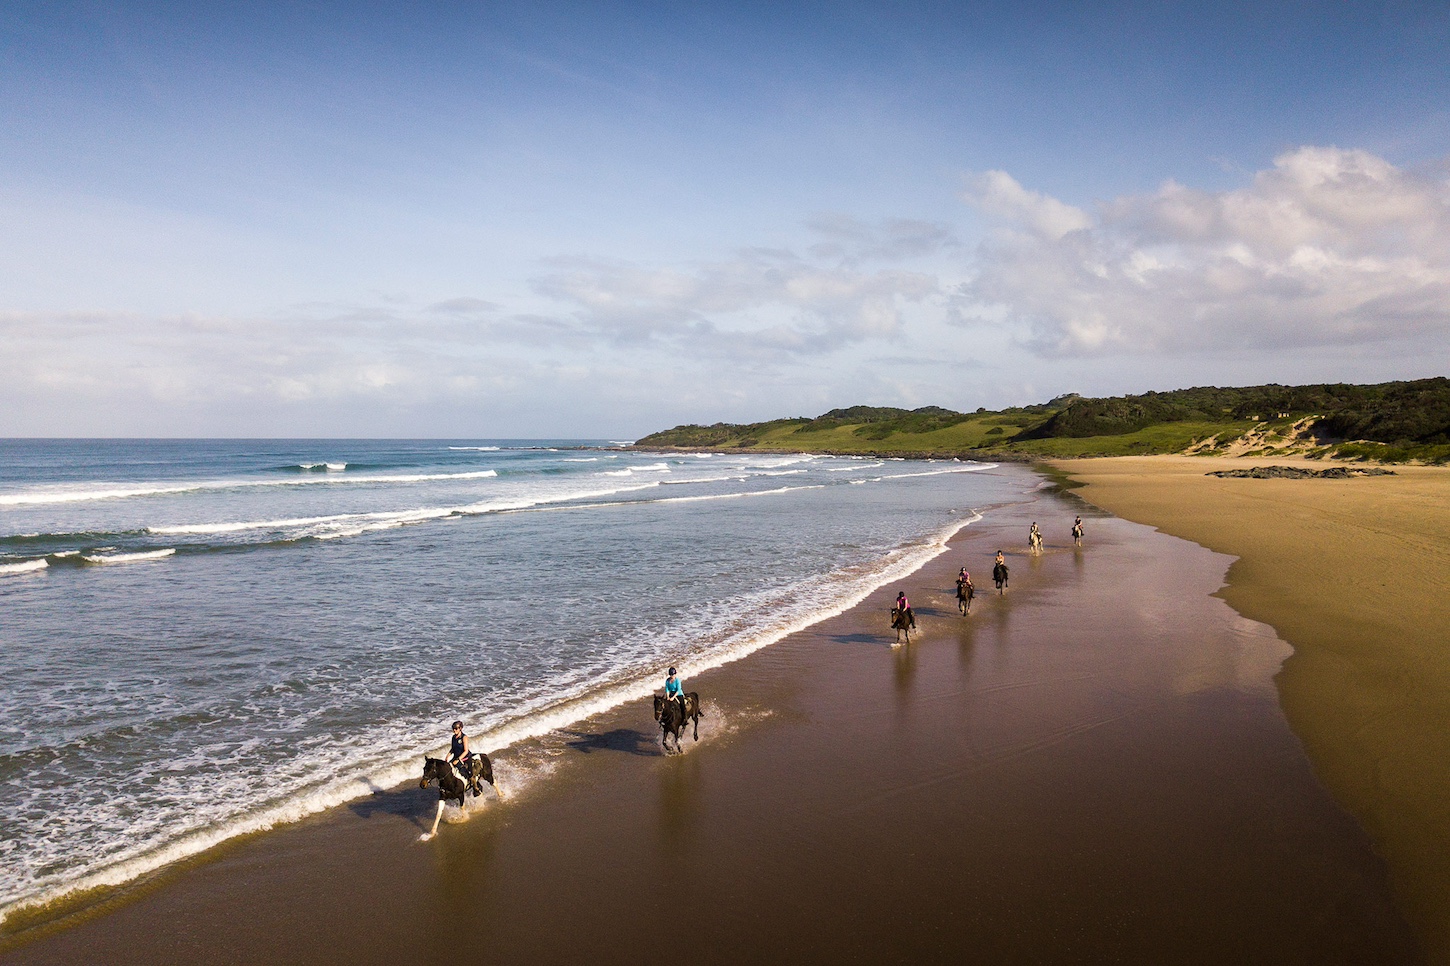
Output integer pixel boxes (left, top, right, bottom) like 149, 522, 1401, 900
423, 799, 445, 840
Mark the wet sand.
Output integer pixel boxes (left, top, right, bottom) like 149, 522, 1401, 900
2, 468, 1422, 964
1054, 455, 1450, 960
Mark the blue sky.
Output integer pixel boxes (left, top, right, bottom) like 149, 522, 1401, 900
3, 1, 1448, 436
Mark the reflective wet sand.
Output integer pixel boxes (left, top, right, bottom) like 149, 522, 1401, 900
1057, 455, 1450, 960
2, 476, 1420, 963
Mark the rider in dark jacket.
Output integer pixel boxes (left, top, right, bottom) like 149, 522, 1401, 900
448, 720, 472, 778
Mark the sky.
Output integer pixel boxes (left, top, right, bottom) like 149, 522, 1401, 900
2, 1, 1449, 438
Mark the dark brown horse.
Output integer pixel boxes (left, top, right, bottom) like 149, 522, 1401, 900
653, 693, 702, 754
956, 579, 974, 615
890, 606, 916, 643
993, 561, 1009, 595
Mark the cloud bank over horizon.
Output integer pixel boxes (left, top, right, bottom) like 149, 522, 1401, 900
961, 147, 1450, 359
3, 147, 1450, 436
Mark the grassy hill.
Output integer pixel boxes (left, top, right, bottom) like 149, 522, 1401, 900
634, 378, 1450, 463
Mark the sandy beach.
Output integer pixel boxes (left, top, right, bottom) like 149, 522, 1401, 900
1, 466, 1423, 964
1053, 456, 1450, 960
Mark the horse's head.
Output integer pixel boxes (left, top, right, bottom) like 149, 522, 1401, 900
419, 757, 438, 789
652, 695, 664, 722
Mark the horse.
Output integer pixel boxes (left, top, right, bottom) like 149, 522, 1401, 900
1029, 527, 1044, 554
993, 561, 1009, 595
956, 579, 974, 615
891, 606, 916, 644
1072, 522, 1084, 546
418, 753, 497, 840
653, 692, 702, 754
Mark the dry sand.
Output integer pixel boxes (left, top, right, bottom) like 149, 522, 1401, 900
1, 466, 1423, 964
1055, 455, 1450, 960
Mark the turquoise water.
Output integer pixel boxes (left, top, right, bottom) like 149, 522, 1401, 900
0, 439, 1022, 920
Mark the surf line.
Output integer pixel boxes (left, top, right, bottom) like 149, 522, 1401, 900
0, 509, 987, 932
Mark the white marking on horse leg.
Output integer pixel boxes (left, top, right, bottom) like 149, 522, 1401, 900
425, 799, 446, 839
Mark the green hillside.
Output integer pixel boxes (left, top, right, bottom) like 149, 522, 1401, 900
634, 378, 1450, 463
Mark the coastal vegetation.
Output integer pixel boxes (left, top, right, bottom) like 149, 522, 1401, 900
636, 378, 1450, 463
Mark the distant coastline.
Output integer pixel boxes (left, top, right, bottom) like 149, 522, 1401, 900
632, 377, 1450, 464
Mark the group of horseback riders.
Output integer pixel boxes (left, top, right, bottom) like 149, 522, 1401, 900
903, 515, 1087, 635
424, 516, 1089, 822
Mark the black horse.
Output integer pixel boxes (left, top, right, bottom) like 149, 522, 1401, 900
890, 606, 916, 643
653, 693, 702, 754
418, 753, 497, 840
993, 561, 1009, 595
956, 579, 974, 615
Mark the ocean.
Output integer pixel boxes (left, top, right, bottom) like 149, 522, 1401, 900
0, 439, 1022, 923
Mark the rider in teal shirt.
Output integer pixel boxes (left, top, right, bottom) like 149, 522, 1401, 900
664, 667, 686, 715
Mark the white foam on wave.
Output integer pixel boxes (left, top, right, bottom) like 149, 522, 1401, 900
81, 549, 176, 565
827, 462, 884, 471
750, 455, 818, 469
0, 470, 503, 508
146, 482, 665, 541
295, 462, 348, 472
878, 462, 997, 480
651, 484, 826, 505
658, 474, 746, 486
448, 446, 500, 451
562, 458, 598, 462
0, 484, 199, 506
0, 559, 48, 576
0, 505, 988, 929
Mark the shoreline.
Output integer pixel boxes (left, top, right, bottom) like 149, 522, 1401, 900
0, 498, 991, 936
2, 464, 1422, 963
1054, 455, 1450, 960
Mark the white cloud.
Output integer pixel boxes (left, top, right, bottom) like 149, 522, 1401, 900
531, 246, 939, 355
966, 170, 1092, 241
805, 214, 958, 263
959, 147, 1450, 356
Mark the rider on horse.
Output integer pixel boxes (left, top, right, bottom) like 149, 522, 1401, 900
448, 720, 474, 779
895, 591, 913, 622
664, 667, 687, 717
